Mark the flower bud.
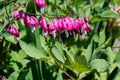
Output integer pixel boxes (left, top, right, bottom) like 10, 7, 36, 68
7, 25, 19, 37
23, 15, 30, 26
13, 10, 20, 20
40, 16, 47, 33
13, 10, 25, 20
19, 10, 25, 18
34, 0, 46, 8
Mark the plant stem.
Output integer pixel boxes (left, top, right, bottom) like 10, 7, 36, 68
112, 46, 120, 48
4, 0, 11, 24
0, 38, 4, 54
62, 71, 75, 80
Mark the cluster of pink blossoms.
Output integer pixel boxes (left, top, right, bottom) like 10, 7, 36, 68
13, 10, 39, 28
6, 0, 46, 37
40, 16, 90, 38
7, 0, 90, 38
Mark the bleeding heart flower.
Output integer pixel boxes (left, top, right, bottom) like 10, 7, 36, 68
13, 10, 20, 20
82, 22, 90, 33
40, 16, 47, 33
75, 18, 84, 32
34, 0, 46, 8
48, 21, 56, 34
24, 16, 39, 28
81, 17, 90, 33
29, 16, 39, 27
7, 25, 19, 37
13, 10, 25, 20
65, 17, 75, 32
57, 19, 66, 32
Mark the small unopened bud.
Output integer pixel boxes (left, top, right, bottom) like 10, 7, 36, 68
7, 25, 19, 37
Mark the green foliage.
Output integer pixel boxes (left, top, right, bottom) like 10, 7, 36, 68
19, 40, 48, 60
1, 0, 120, 80
90, 59, 109, 72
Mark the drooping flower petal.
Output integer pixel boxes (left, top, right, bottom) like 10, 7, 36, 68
65, 17, 75, 32
30, 16, 39, 27
75, 18, 84, 32
48, 22, 56, 34
40, 16, 47, 33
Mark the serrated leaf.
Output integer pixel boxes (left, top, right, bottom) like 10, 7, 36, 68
10, 50, 26, 63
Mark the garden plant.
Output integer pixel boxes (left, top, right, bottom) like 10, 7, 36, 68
0, 0, 120, 80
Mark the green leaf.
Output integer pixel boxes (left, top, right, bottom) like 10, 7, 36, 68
64, 48, 75, 71
17, 69, 30, 80
113, 0, 120, 5
10, 50, 26, 63
0, 20, 9, 33
100, 10, 120, 18
114, 49, 120, 68
74, 0, 85, 5
5, 35, 18, 44
99, 72, 108, 80
90, 16, 107, 23
81, 41, 94, 62
74, 55, 90, 73
40, 35, 49, 53
56, 69, 63, 80
114, 71, 120, 80
19, 40, 47, 60
19, 30, 26, 39
90, 10, 120, 23
8, 72, 19, 80
92, 34, 99, 43
51, 47, 65, 64
26, 0, 35, 13
91, 0, 105, 7
90, 59, 109, 72
25, 68, 33, 80
105, 47, 115, 64
98, 26, 106, 46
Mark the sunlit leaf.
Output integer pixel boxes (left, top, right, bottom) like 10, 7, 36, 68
51, 47, 65, 64
90, 59, 109, 72
19, 40, 47, 60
